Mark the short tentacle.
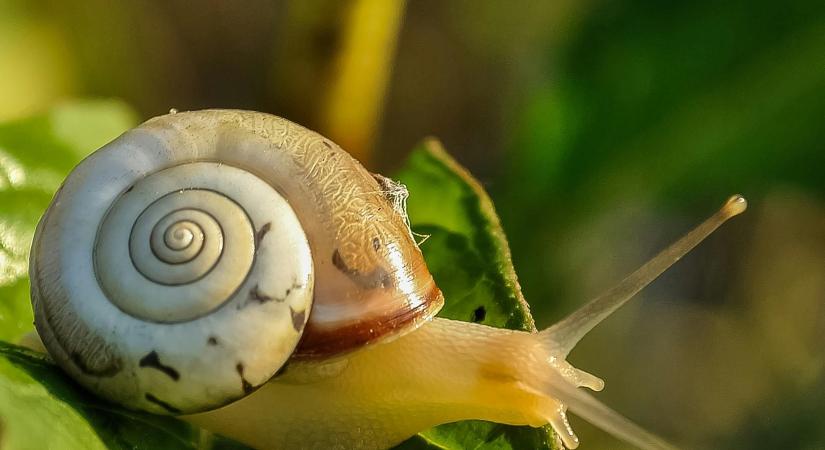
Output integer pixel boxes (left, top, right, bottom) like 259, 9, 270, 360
526, 372, 678, 450
570, 366, 605, 392
542, 402, 579, 449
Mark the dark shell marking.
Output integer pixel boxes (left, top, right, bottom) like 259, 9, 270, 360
241, 282, 306, 310
332, 249, 391, 289
255, 222, 272, 247
145, 393, 182, 414
207, 336, 219, 346
290, 306, 307, 333
139, 351, 180, 381
283, 282, 303, 297
236, 363, 255, 395
248, 284, 279, 304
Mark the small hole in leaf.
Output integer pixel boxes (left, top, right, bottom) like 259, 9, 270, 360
472, 306, 486, 323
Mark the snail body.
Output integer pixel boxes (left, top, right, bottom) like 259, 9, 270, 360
28, 110, 746, 449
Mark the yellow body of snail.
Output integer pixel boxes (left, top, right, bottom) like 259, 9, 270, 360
28, 110, 746, 450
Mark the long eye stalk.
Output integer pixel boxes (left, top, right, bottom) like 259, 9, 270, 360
546, 195, 747, 356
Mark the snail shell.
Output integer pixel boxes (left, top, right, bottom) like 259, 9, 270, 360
30, 110, 443, 414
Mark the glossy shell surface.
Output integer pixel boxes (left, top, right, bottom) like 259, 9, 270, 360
30, 110, 443, 413
138, 110, 444, 358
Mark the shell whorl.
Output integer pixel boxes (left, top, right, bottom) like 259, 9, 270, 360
30, 123, 315, 414
30, 109, 444, 414
95, 165, 261, 322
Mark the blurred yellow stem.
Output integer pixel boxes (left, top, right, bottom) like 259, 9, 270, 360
321, 0, 406, 163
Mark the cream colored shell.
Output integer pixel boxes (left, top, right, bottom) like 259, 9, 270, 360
30, 109, 443, 415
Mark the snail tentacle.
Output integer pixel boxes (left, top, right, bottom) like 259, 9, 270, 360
545, 195, 748, 355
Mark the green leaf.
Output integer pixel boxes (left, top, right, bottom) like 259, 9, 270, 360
393, 139, 557, 450
0, 341, 248, 450
0, 99, 139, 343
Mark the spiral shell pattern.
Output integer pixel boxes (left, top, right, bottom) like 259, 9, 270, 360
95, 164, 262, 322
31, 158, 313, 413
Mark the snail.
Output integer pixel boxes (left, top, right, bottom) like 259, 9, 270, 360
27, 109, 746, 450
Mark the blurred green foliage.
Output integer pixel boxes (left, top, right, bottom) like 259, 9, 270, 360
501, 0, 825, 320
0, 100, 137, 343
495, 5, 825, 447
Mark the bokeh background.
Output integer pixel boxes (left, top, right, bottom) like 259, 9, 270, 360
2, 1, 825, 448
